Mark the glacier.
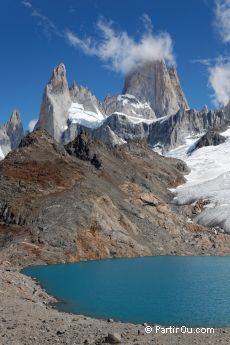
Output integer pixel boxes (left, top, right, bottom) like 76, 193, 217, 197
168, 128, 230, 232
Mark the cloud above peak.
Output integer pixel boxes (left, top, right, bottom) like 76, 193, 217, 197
22, 3, 175, 74
65, 17, 175, 74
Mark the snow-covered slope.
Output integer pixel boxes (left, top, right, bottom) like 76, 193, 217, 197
102, 93, 156, 120
168, 128, 230, 232
112, 111, 156, 124
68, 102, 105, 128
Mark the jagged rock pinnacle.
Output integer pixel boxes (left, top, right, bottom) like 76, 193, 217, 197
0, 110, 24, 158
36, 63, 72, 142
123, 59, 189, 117
47, 63, 69, 94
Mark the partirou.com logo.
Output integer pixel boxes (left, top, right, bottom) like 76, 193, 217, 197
145, 325, 215, 334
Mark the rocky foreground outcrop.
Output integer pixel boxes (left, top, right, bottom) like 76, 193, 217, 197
0, 129, 230, 266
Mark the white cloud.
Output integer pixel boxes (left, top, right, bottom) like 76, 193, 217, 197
22, 1, 32, 8
215, 0, 230, 43
22, 4, 174, 74
208, 60, 230, 106
22, 1, 61, 38
205, 1, 230, 106
192, 57, 230, 66
65, 17, 175, 74
28, 119, 38, 132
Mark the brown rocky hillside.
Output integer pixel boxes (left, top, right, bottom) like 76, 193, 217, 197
0, 129, 230, 266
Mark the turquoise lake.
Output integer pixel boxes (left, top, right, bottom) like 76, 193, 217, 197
22, 256, 230, 327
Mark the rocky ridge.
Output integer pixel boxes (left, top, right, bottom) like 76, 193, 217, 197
34, 61, 230, 152
4, 60, 230, 157
187, 130, 227, 155
0, 129, 230, 268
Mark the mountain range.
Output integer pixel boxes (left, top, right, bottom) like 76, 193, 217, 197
2, 60, 230, 157
1, 59, 230, 264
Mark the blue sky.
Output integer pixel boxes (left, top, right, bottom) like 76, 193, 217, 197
1, 0, 230, 129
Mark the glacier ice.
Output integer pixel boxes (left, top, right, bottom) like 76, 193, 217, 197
168, 128, 230, 232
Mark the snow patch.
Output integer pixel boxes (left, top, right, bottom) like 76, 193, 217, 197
0, 146, 4, 160
117, 94, 153, 110
68, 102, 105, 128
113, 112, 155, 124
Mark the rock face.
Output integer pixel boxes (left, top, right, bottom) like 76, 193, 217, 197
148, 107, 230, 151
102, 94, 156, 119
188, 130, 226, 154
36, 63, 72, 142
65, 130, 102, 169
92, 113, 148, 146
69, 81, 104, 116
168, 65, 189, 110
36, 64, 105, 144
123, 60, 189, 117
0, 110, 24, 158
88, 105, 230, 151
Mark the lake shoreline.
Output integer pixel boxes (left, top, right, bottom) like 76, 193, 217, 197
1, 260, 230, 345
21, 256, 230, 328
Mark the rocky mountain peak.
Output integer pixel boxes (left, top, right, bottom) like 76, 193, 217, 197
201, 105, 209, 113
4, 110, 23, 147
8, 110, 21, 124
36, 63, 72, 142
123, 59, 188, 117
47, 63, 69, 94
0, 110, 24, 158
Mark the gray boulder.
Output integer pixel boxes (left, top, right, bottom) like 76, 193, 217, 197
106, 333, 121, 344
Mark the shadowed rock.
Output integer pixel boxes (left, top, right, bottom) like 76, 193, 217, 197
65, 130, 102, 169
188, 130, 227, 155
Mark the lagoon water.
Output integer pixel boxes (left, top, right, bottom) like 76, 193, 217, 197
22, 256, 230, 327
